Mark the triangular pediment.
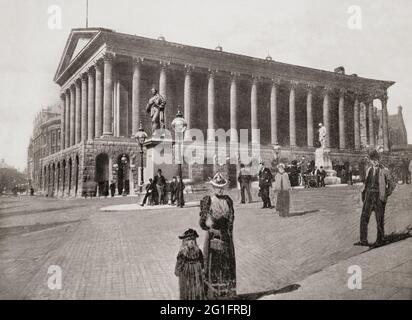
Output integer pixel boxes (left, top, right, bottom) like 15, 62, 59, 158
54, 28, 110, 83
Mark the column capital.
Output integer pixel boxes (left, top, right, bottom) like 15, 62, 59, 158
208, 68, 218, 78
230, 71, 240, 82
251, 74, 261, 84
74, 77, 82, 87
304, 82, 317, 91
184, 64, 195, 74
132, 56, 144, 65
87, 66, 95, 75
159, 60, 171, 69
322, 85, 334, 95
81, 73, 88, 83
60, 92, 66, 100
339, 88, 347, 97
270, 77, 281, 86
102, 52, 115, 62
289, 80, 299, 89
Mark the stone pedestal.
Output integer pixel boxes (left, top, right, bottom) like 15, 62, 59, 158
315, 148, 341, 185
144, 137, 173, 180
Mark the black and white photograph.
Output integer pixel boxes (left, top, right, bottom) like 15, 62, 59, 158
0, 0, 411, 305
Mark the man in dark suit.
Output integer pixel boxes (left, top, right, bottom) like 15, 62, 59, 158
175, 176, 185, 208
258, 161, 273, 209
169, 176, 177, 205
355, 150, 395, 248
153, 169, 167, 205
140, 178, 156, 206
317, 166, 326, 187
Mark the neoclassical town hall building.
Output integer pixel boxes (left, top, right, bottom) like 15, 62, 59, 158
39, 27, 396, 197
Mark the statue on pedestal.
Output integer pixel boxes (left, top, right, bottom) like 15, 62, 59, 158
318, 123, 326, 149
146, 88, 166, 134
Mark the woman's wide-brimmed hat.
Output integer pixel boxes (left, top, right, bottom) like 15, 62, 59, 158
178, 228, 199, 240
209, 172, 228, 188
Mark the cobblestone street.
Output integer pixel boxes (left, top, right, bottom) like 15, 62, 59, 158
1, 184, 411, 299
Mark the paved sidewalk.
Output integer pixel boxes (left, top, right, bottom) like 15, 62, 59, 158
261, 238, 412, 300
101, 202, 199, 212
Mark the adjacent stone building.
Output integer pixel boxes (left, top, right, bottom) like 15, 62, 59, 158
40, 27, 397, 197
27, 105, 61, 192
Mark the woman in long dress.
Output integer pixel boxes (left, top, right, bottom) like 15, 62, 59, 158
199, 172, 236, 299
274, 163, 292, 217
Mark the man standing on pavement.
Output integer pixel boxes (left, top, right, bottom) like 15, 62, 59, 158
175, 176, 185, 208
258, 161, 273, 209
169, 176, 177, 205
355, 150, 395, 248
153, 169, 167, 205
238, 163, 252, 204
409, 159, 412, 185
299, 156, 309, 188
317, 166, 326, 187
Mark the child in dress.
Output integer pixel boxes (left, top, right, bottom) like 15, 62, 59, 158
174, 229, 205, 300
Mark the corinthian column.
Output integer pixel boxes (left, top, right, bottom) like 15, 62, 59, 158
95, 61, 103, 137
306, 83, 314, 148
207, 69, 216, 142
289, 81, 298, 147
60, 93, 66, 150
103, 53, 114, 136
81, 74, 88, 142
184, 64, 194, 130
64, 90, 70, 149
323, 87, 331, 148
381, 92, 389, 151
87, 67, 95, 140
339, 89, 346, 150
270, 79, 279, 145
69, 85, 76, 146
75, 79, 82, 143
132, 57, 143, 135
354, 94, 361, 150
159, 61, 169, 128
368, 97, 376, 147
251, 76, 259, 144
230, 72, 239, 144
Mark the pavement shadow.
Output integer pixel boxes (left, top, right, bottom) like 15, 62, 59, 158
234, 284, 301, 300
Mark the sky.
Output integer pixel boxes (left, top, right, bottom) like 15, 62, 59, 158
0, 0, 411, 170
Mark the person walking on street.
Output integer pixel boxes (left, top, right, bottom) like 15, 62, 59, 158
153, 169, 167, 205
258, 161, 273, 209
238, 163, 252, 204
169, 176, 177, 205
199, 172, 236, 299
355, 150, 396, 248
317, 166, 326, 187
109, 182, 116, 197
347, 164, 353, 185
176, 176, 185, 208
273, 163, 292, 217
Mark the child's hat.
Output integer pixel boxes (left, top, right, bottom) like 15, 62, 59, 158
178, 228, 199, 240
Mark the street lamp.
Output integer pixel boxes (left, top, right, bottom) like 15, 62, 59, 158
120, 154, 128, 196
134, 121, 148, 192
171, 109, 187, 181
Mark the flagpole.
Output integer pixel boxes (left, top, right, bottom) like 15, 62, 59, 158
86, 0, 89, 28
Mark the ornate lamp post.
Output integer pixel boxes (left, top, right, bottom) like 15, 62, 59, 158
120, 154, 128, 196
171, 110, 187, 181
134, 121, 148, 193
